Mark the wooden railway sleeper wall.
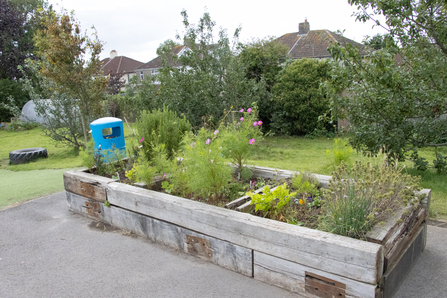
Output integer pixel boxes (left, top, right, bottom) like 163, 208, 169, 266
64, 166, 430, 298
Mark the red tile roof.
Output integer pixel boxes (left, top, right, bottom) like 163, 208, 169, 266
100, 56, 144, 75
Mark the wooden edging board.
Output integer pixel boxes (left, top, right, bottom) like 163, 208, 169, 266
64, 165, 430, 298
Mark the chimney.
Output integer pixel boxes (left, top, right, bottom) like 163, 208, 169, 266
299, 18, 310, 35
110, 50, 117, 59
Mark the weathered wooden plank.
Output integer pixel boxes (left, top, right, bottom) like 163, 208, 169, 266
98, 199, 253, 277
253, 251, 377, 298
66, 191, 105, 220
385, 209, 425, 269
105, 181, 383, 284
64, 170, 115, 202
382, 225, 425, 298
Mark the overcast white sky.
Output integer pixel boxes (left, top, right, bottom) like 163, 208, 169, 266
47, 0, 387, 63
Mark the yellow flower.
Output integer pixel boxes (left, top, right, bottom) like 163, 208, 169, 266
299, 199, 303, 204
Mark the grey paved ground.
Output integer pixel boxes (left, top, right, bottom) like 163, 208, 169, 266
1, 192, 446, 298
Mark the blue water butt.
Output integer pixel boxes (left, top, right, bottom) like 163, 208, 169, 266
90, 117, 126, 162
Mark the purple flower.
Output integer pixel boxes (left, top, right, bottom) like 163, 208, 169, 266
257, 121, 263, 126
214, 130, 219, 135
339, 217, 342, 221
206, 139, 211, 145
139, 137, 144, 143
249, 138, 255, 145
239, 108, 244, 112
344, 195, 348, 198
375, 212, 379, 216
190, 142, 196, 148
240, 117, 244, 122
253, 122, 258, 126
247, 108, 252, 114
237, 122, 240, 125
308, 196, 313, 203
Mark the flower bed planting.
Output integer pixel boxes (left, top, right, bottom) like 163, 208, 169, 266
67, 107, 431, 297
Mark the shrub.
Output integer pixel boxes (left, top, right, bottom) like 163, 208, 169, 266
220, 106, 264, 171
270, 58, 332, 136
181, 129, 232, 202
326, 138, 353, 166
136, 106, 191, 161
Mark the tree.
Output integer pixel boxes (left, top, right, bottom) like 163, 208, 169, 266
153, 10, 265, 129
33, 8, 108, 144
325, 0, 447, 167
0, 0, 44, 121
271, 58, 331, 136
364, 33, 394, 50
239, 38, 289, 130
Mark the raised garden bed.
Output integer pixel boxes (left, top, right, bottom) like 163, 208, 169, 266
64, 165, 430, 298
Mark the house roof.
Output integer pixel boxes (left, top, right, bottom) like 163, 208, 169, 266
100, 55, 144, 75
136, 45, 185, 70
276, 29, 368, 59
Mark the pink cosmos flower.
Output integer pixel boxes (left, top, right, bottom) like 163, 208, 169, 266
249, 138, 255, 145
214, 130, 219, 135
206, 139, 211, 145
139, 137, 143, 143
247, 108, 252, 114
162, 173, 166, 179
253, 122, 258, 126
237, 122, 240, 125
257, 121, 263, 126
239, 108, 244, 112
240, 117, 244, 122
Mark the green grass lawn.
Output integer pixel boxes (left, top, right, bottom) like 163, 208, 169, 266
1, 126, 446, 219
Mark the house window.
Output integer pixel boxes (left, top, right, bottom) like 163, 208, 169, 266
140, 72, 144, 80
151, 69, 159, 76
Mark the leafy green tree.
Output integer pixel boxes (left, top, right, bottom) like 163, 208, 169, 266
239, 38, 289, 130
32, 8, 108, 144
325, 0, 447, 166
271, 58, 331, 136
364, 33, 394, 50
153, 10, 265, 129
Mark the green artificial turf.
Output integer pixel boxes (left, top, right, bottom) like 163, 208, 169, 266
0, 168, 74, 209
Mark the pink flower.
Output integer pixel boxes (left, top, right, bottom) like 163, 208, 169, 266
257, 121, 263, 126
253, 122, 258, 126
139, 137, 143, 143
237, 122, 240, 125
138, 145, 143, 148
214, 130, 219, 135
239, 108, 244, 112
249, 138, 255, 145
240, 117, 244, 122
247, 108, 252, 114
206, 139, 211, 145
162, 173, 166, 179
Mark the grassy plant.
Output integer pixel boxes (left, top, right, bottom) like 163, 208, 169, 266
320, 160, 421, 239
326, 138, 353, 166
136, 106, 191, 162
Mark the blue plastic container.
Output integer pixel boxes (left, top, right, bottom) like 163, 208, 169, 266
90, 117, 126, 162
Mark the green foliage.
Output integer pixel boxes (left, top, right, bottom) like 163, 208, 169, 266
220, 106, 264, 171
291, 172, 318, 196
364, 33, 395, 50
143, 10, 265, 129
320, 160, 421, 238
271, 58, 332, 136
0, 79, 30, 122
320, 181, 374, 239
33, 8, 108, 144
433, 152, 447, 174
136, 106, 191, 161
325, 0, 447, 166
239, 38, 290, 130
182, 129, 232, 201
240, 167, 253, 181
326, 138, 353, 166
81, 140, 126, 178
247, 183, 297, 217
